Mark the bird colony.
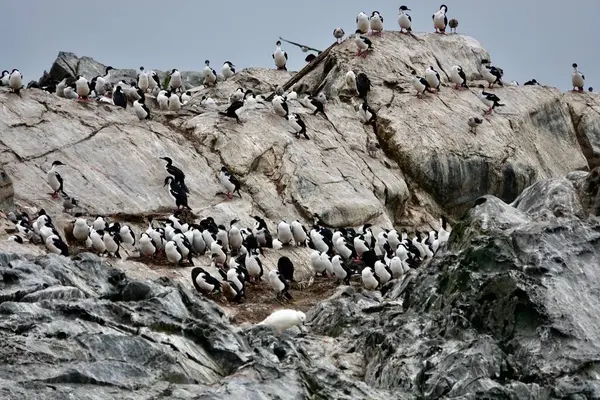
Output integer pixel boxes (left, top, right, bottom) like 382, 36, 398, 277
0, 4, 592, 333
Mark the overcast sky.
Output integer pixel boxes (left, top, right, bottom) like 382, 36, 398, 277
2, 0, 598, 91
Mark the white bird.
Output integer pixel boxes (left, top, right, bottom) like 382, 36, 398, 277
331, 255, 351, 284
346, 71, 358, 93
75, 75, 91, 100
258, 309, 306, 334
369, 11, 384, 36
273, 41, 288, 70
168, 69, 182, 92
478, 85, 504, 115
147, 70, 160, 91
272, 95, 289, 117
572, 63, 585, 92
450, 65, 468, 90
89, 229, 106, 253
165, 241, 183, 265
277, 221, 293, 245
411, 70, 430, 97
425, 66, 441, 92
398, 6, 412, 34
0, 70, 10, 87
47, 160, 66, 199
157, 90, 169, 110
221, 61, 235, 80
374, 260, 392, 284
63, 86, 78, 100
181, 91, 192, 104
72, 218, 90, 242
290, 220, 307, 246
201, 96, 217, 109
354, 30, 372, 57
139, 233, 157, 257
203, 60, 217, 86
310, 251, 327, 276
45, 234, 68, 256
480, 60, 504, 88
287, 113, 309, 139
55, 78, 68, 97
137, 66, 149, 92
433, 5, 448, 34
362, 267, 380, 290
356, 11, 370, 34
8, 69, 23, 95
133, 97, 150, 120
167, 91, 181, 112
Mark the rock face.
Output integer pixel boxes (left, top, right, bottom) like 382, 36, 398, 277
1, 31, 600, 398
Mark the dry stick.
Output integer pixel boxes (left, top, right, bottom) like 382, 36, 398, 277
265, 41, 338, 102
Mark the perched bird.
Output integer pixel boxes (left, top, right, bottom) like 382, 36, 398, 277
160, 156, 188, 192
167, 90, 181, 112
589, 87, 594, 93
287, 113, 309, 139
346, 71, 358, 93
62, 197, 78, 213
333, 28, 345, 44
449, 18, 459, 33
269, 270, 293, 301
358, 101, 376, 125
168, 69, 183, 93
133, 95, 150, 120
398, 6, 412, 33
137, 66, 149, 92
191, 267, 221, 295
468, 117, 483, 134
411, 70, 430, 97
354, 29, 373, 57
219, 101, 244, 124
356, 11, 370, 34
112, 85, 127, 109
524, 79, 539, 86
165, 241, 184, 265
425, 66, 441, 92
8, 69, 23, 95
362, 267, 380, 290
222, 61, 236, 80
369, 11, 384, 36
64, 84, 78, 100
272, 95, 289, 117
572, 63, 585, 92
164, 176, 191, 210
257, 309, 306, 334
139, 233, 157, 257
201, 96, 217, 109
203, 60, 217, 86
157, 90, 169, 110
478, 85, 504, 115
181, 91, 192, 104
75, 75, 91, 100
331, 255, 351, 284
55, 78, 68, 97
356, 72, 371, 100
47, 161, 66, 199
291, 220, 307, 246
148, 70, 160, 91
93, 66, 114, 96
45, 234, 69, 256
273, 41, 288, 71
72, 217, 90, 242
0, 70, 10, 86
449, 65, 468, 89
480, 60, 504, 88
433, 5, 449, 34
219, 166, 242, 199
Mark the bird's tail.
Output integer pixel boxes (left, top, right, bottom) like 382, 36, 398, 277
218, 111, 227, 116
496, 102, 505, 107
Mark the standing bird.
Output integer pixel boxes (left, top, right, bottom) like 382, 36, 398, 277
346, 71, 358, 94
362, 267, 380, 290
272, 95, 289, 117
468, 117, 483, 134
449, 18, 459, 33
148, 70, 160, 91
354, 30, 373, 57
112, 86, 127, 109
219, 101, 244, 124
133, 95, 150, 120
47, 161, 66, 199
432, 5, 449, 34
191, 267, 221, 295
168, 69, 183, 93
181, 91, 192, 104
369, 11, 384, 36
356, 72, 371, 100
572, 63, 585, 92
167, 91, 181, 112
258, 310, 305, 334
450, 65, 468, 89
160, 157, 188, 192
93, 66, 114, 96
137, 67, 149, 93
219, 166, 242, 199
222, 61, 235, 80
478, 85, 504, 115
203, 60, 217, 86
398, 6, 412, 34
273, 41, 288, 71
287, 113, 309, 139
164, 177, 191, 210
480, 60, 504, 88
356, 11, 370, 34
524, 79, 539, 86
8, 69, 23, 95
291, 220, 308, 246
425, 66, 441, 92
411, 70, 430, 97
333, 28, 345, 44
75, 75, 91, 101
269, 270, 293, 301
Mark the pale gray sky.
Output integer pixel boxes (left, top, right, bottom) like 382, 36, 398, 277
2, 0, 598, 91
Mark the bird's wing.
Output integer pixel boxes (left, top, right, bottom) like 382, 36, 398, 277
362, 37, 373, 46
408, 14, 412, 22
